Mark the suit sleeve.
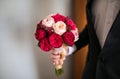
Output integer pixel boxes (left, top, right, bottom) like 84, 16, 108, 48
74, 24, 89, 52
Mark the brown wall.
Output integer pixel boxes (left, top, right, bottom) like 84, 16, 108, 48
73, 0, 88, 79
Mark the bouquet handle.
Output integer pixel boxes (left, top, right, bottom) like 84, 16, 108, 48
55, 44, 68, 76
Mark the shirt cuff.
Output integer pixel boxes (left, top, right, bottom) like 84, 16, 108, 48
68, 45, 76, 55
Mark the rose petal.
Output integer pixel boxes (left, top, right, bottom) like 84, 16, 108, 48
52, 13, 66, 22
40, 38, 52, 51
66, 19, 76, 30
63, 32, 75, 46
35, 28, 46, 41
49, 33, 63, 48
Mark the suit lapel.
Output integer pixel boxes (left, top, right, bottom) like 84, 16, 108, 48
87, 0, 120, 52
102, 10, 120, 51
86, 0, 101, 52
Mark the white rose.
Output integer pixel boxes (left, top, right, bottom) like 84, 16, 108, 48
71, 28, 79, 41
53, 21, 66, 35
42, 16, 55, 27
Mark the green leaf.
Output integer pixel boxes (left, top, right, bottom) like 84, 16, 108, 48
37, 42, 40, 47
55, 68, 64, 77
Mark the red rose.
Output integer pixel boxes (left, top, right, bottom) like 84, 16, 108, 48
37, 20, 43, 27
39, 38, 52, 51
49, 33, 63, 48
35, 28, 46, 41
39, 20, 42, 25
36, 20, 43, 30
63, 31, 75, 46
46, 29, 53, 36
52, 13, 66, 22
66, 19, 76, 30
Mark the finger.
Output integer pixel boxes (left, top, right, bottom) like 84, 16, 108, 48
51, 51, 59, 55
50, 58, 60, 65
50, 55, 60, 63
52, 59, 59, 63
52, 61, 59, 65
50, 54, 60, 59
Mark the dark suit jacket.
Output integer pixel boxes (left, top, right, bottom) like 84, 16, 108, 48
75, 0, 120, 79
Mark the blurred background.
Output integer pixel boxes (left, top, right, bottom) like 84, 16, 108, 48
0, 0, 87, 79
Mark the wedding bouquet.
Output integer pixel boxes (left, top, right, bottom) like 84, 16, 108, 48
35, 13, 79, 76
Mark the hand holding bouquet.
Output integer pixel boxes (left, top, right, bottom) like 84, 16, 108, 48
35, 13, 79, 76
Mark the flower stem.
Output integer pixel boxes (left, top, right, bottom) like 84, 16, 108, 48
55, 68, 64, 77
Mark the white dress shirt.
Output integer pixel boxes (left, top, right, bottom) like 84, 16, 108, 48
68, 0, 120, 55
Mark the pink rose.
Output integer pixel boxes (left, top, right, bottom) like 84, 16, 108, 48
66, 19, 76, 30
53, 21, 66, 35
39, 38, 52, 51
35, 28, 46, 41
71, 29, 79, 41
49, 33, 63, 48
42, 16, 55, 27
52, 13, 66, 22
62, 31, 75, 46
